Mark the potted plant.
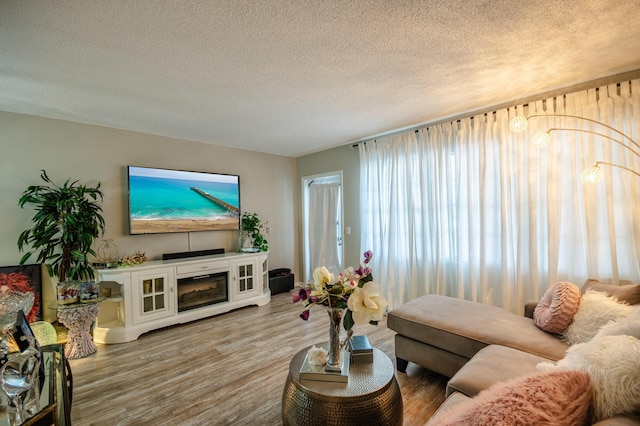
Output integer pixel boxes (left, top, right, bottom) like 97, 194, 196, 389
240, 212, 269, 252
17, 170, 105, 304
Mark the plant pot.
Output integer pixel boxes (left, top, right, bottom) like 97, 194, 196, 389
79, 281, 100, 303
57, 281, 101, 305
56, 281, 79, 305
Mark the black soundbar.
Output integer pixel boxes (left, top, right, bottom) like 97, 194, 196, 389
162, 248, 224, 261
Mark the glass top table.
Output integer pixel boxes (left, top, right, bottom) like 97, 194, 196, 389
0, 344, 71, 425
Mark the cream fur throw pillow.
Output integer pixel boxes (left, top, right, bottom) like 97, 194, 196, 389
595, 306, 640, 340
561, 290, 635, 345
537, 335, 640, 422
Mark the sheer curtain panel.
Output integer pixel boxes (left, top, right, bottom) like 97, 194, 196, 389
360, 79, 640, 313
308, 183, 342, 276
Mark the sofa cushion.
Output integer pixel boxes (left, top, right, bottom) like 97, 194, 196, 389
534, 281, 581, 334
538, 334, 640, 423
582, 279, 640, 305
429, 370, 591, 426
426, 392, 470, 425
446, 345, 553, 397
387, 295, 568, 361
561, 290, 635, 345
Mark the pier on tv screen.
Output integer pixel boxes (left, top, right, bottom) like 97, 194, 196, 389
127, 166, 240, 234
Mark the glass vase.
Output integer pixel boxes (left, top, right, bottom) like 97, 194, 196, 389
325, 308, 344, 372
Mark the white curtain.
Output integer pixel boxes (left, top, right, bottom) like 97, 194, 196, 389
360, 79, 640, 312
308, 183, 342, 276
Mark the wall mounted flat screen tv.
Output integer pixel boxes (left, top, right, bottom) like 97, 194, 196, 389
128, 166, 240, 234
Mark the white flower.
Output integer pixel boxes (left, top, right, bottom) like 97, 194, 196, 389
312, 266, 334, 290
347, 281, 388, 325
342, 280, 355, 292
310, 289, 325, 298
307, 345, 328, 366
342, 267, 356, 279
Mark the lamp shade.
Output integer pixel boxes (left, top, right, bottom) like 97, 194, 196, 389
509, 116, 528, 133
532, 131, 551, 147
581, 165, 604, 184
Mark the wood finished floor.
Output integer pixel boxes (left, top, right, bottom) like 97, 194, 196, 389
68, 292, 447, 425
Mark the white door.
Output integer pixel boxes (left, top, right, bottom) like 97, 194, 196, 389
302, 172, 344, 282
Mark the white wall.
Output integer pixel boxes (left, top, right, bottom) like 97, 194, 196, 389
296, 144, 361, 271
1, 111, 298, 319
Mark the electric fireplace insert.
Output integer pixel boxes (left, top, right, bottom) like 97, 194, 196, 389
177, 271, 228, 312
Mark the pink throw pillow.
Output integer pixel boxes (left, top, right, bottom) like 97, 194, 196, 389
534, 281, 581, 334
430, 370, 591, 426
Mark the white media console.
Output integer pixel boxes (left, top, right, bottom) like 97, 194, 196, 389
94, 251, 270, 344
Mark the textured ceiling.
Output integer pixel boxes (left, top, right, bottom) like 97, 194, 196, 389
2, 1, 640, 157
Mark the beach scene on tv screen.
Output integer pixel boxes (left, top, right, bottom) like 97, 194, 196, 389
128, 167, 240, 234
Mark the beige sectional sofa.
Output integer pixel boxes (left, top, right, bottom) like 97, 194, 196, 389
387, 283, 640, 425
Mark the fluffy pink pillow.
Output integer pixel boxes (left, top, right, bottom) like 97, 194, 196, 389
430, 370, 591, 426
534, 281, 581, 334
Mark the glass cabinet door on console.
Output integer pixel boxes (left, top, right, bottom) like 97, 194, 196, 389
261, 254, 269, 293
131, 268, 175, 324
232, 258, 259, 300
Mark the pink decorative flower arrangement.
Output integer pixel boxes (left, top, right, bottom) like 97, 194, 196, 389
293, 250, 387, 331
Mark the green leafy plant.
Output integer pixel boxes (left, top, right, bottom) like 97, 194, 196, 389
17, 170, 105, 282
241, 212, 269, 251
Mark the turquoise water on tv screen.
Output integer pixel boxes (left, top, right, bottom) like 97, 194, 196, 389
129, 174, 239, 221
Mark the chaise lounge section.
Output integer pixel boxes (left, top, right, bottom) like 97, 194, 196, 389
387, 294, 568, 377
388, 281, 640, 425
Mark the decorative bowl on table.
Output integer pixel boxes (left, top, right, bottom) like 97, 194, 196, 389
0, 290, 35, 361
0, 290, 35, 331
79, 282, 100, 303
56, 282, 79, 305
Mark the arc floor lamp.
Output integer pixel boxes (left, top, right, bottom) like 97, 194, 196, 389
509, 114, 640, 184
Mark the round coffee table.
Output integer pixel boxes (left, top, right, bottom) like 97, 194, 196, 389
282, 344, 403, 425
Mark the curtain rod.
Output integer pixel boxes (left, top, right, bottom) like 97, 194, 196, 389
351, 69, 640, 148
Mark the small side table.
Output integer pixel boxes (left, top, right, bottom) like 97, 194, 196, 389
55, 299, 104, 359
282, 344, 403, 426
0, 344, 71, 425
